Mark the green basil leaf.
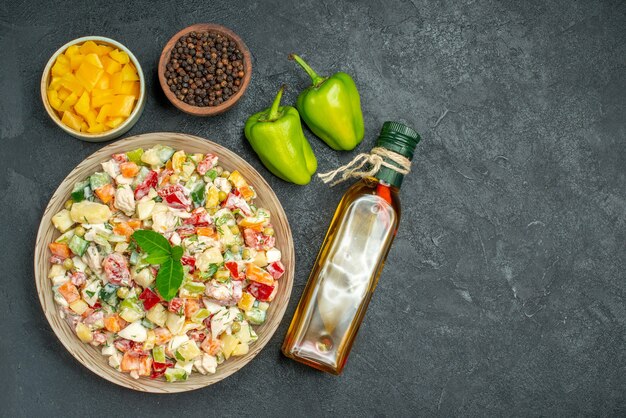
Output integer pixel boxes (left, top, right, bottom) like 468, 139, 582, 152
171, 245, 183, 262
132, 230, 171, 257
156, 259, 184, 301
145, 252, 172, 265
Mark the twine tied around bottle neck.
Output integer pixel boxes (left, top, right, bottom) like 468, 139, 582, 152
318, 147, 411, 186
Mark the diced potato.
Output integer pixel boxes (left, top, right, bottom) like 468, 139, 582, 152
252, 250, 268, 267
196, 247, 223, 272
132, 267, 154, 288
75, 322, 93, 343
48, 264, 66, 280
52, 209, 75, 232
69, 299, 89, 315
136, 199, 156, 220
231, 342, 249, 357
118, 321, 148, 342
70, 201, 112, 224
166, 312, 185, 335
143, 329, 156, 351
220, 334, 239, 360
146, 303, 167, 327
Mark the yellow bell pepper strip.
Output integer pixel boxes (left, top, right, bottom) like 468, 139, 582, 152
289, 54, 365, 151
244, 86, 317, 185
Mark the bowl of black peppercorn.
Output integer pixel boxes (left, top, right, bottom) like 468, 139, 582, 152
158, 24, 252, 116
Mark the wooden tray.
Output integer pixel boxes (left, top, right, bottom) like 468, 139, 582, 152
34, 132, 294, 392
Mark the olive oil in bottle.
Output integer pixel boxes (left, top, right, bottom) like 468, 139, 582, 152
282, 121, 421, 374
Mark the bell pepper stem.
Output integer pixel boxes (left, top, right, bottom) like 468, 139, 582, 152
289, 54, 326, 87
266, 85, 285, 121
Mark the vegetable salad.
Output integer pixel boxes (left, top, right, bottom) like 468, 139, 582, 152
48, 145, 285, 381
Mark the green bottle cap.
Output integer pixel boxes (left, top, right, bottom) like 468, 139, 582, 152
374, 121, 421, 188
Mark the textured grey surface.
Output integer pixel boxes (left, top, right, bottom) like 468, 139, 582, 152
1, 0, 625, 416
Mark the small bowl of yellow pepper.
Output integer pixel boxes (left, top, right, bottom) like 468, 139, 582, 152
41, 36, 146, 142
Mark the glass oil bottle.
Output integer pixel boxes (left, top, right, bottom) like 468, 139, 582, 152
282, 121, 421, 374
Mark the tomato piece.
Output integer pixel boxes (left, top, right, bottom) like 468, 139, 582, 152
183, 207, 210, 227
49, 242, 71, 259
176, 224, 196, 238
247, 282, 275, 302
103, 253, 131, 286
139, 288, 161, 311
112, 153, 128, 163
222, 190, 252, 216
266, 261, 285, 280
224, 261, 244, 280
158, 184, 191, 210
134, 170, 158, 200
168, 297, 185, 314
151, 361, 174, 379
49, 255, 65, 264
70, 271, 87, 287
181, 256, 196, 273
114, 338, 133, 353
196, 153, 218, 175
243, 228, 275, 250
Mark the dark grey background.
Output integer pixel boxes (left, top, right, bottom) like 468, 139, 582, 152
1, 0, 625, 416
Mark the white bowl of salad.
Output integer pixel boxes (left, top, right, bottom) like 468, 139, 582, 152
34, 132, 294, 392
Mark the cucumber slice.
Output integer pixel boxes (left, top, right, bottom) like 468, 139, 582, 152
68, 235, 89, 256
89, 172, 111, 190
164, 367, 188, 382
244, 307, 266, 325
99, 283, 119, 307
71, 180, 92, 202
126, 148, 144, 165
175, 341, 201, 362
190, 183, 206, 207
152, 345, 166, 363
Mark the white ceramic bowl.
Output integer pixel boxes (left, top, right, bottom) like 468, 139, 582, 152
40, 36, 146, 142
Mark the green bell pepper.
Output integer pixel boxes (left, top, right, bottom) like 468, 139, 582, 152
290, 54, 364, 151
244, 86, 317, 185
